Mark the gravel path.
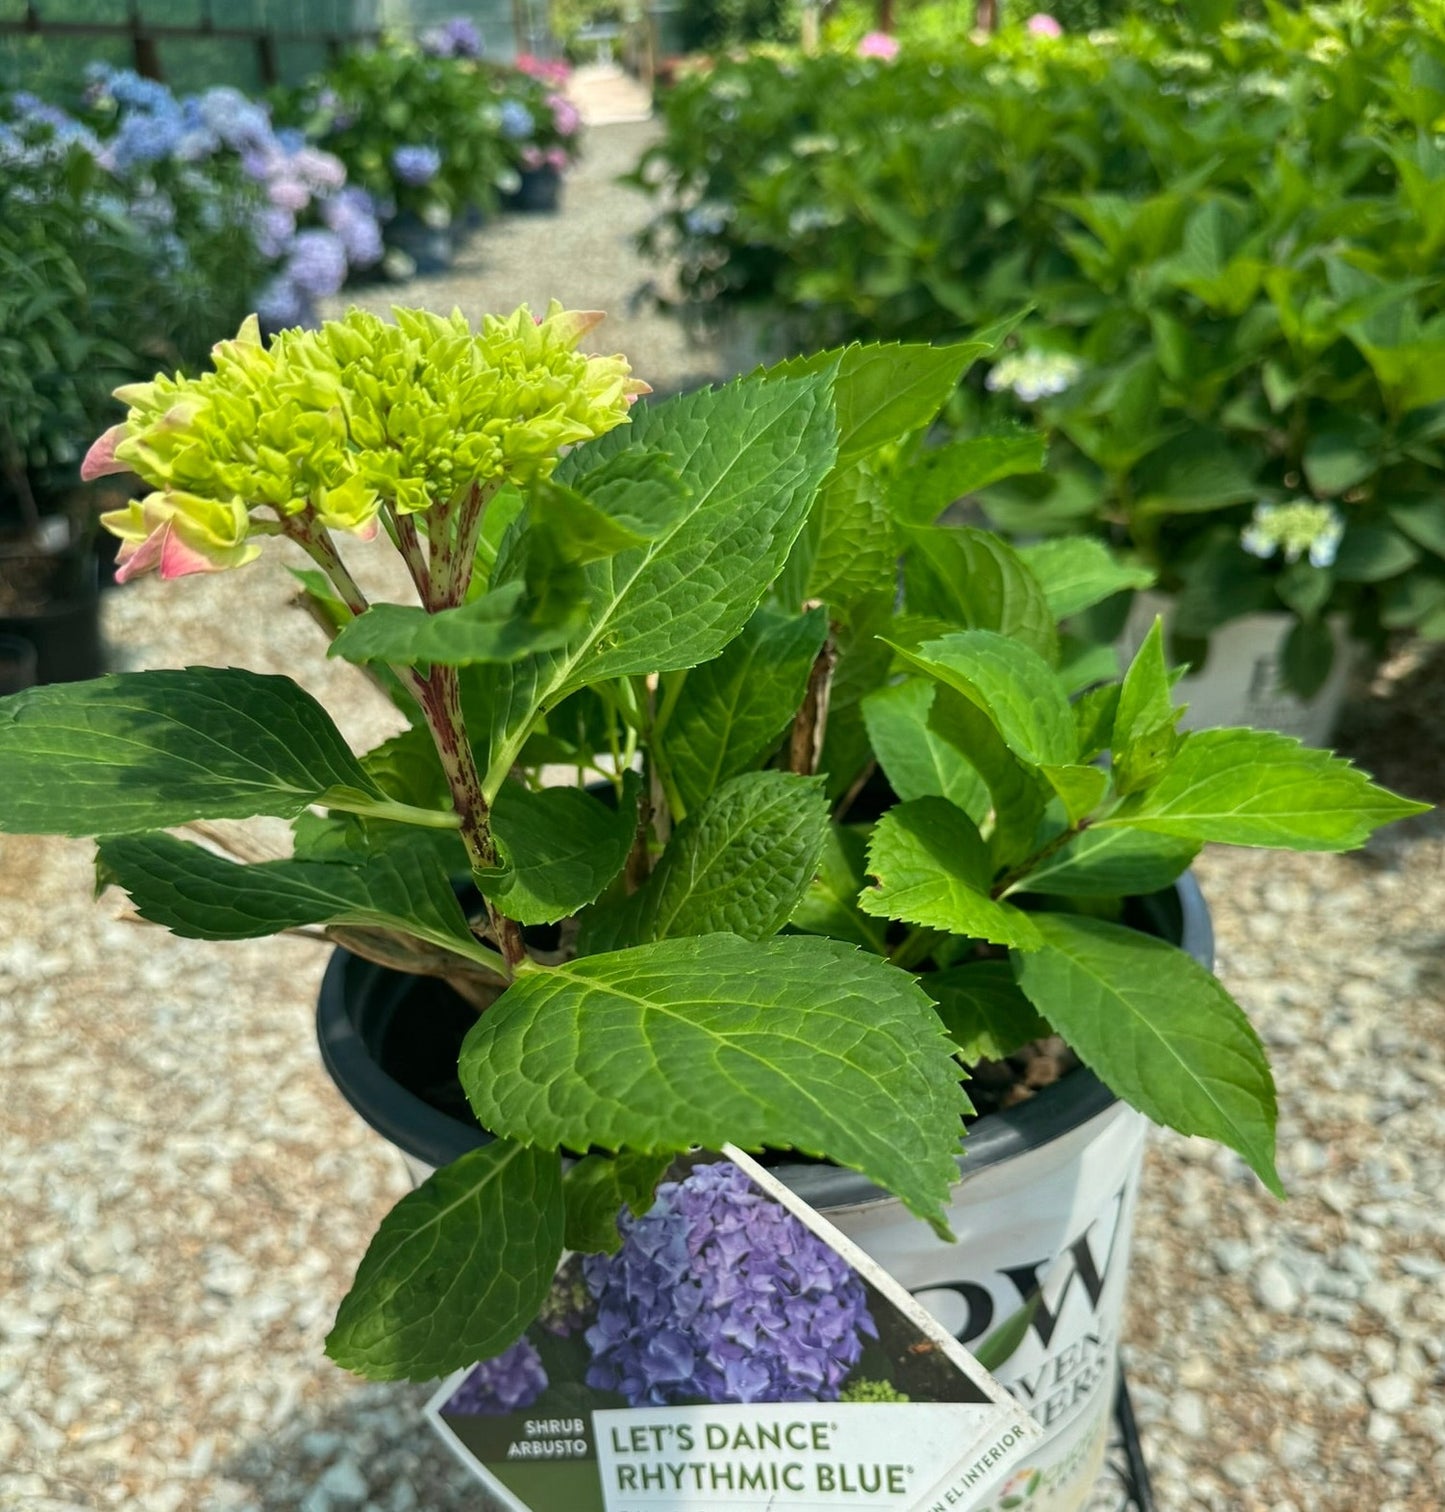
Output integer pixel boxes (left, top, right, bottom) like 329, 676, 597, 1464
3, 118, 1443, 1512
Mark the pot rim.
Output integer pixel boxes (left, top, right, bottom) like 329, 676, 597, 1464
316, 873, 1213, 1191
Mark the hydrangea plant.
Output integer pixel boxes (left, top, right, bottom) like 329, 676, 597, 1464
0, 306, 1424, 1386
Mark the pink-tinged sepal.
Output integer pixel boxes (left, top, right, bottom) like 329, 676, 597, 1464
81, 425, 131, 481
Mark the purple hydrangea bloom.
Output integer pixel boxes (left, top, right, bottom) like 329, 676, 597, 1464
444, 1337, 548, 1415
285, 228, 347, 297
499, 100, 536, 141
93, 68, 175, 114
391, 144, 442, 186
582, 1162, 876, 1407
256, 275, 311, 330
421, 17, 485, 58
322, 185, 384, 268
288, 145, 347, 192
110, 106, 186, 170
255, 204, 297, 259
197, 87, 272, 152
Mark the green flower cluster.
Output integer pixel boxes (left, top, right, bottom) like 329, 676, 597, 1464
83, 302, 644, 582
839, 1377, 910, 1403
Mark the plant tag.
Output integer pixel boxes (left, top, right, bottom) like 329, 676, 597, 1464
425, 1147, 1038, 1511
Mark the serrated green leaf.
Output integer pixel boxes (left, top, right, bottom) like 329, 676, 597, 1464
0, 669, 382, 835
1014, 915, 1282, 1195
532, 449, 692, 563
1074, 684, 1121, 762
904, 528, 1058, 663
928, 687, 1051, 867
461, 933, 971, 1236
790, 823, 889, 952
472, 371, 838, 797
1010, 827, 1200, 897
891, 631, 1076, 769
581, 771, 828, 952
892, 431, 1046, 526
96, 829, 501, 968
924, 960, 1050, 1062
1040, 763, 1109, 824
1101, 729, 1428, 850
859, 797, 1043, 950
1016, 538, 1155, 621
326, 1142, 564, 1380
770, 341, 979, 463
861, 679, 990, 823
1112, 619, 1181, 795
663, 606, 827, 813
329, 581, 582, 668
1057, 637, 1119, 695
1280, 617, 1335, 700
482, 774, 641, 926
1332, 526, 1420, 584
805, 462, 898, 610
1390, 499, 1445, 559
563, 1152, 671, 1255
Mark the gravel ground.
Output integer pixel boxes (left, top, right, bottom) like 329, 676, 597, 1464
3, 116, 1443, 1512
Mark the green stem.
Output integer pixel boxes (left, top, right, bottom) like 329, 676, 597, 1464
889, 926, 947, 971
991, 821, 1089, 900
321, 794, 463, 831
415, 664, 526, 973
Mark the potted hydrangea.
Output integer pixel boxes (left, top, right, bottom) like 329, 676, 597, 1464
0, 305, 1422, 1509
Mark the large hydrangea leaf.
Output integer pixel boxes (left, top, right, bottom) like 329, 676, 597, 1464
460, 934, 971, 1237
0, 668, 382, 835
327, 1141, 564, 1381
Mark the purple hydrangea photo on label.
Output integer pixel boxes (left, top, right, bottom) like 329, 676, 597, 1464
582, 1160, 877, 1406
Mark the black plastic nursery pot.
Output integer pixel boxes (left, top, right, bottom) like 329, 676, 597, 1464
317, 878, 1212, 1511
500, 166, 562, 214
385, 213, 455, 274
0, 543, 103, 685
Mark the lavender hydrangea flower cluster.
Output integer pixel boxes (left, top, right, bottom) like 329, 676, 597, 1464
499, 100, 536, 141
444, 1337, 549, 1415
70, 68, 383, 323
421, 17, 486, 59
582, 1161, 877, 1407
392, 144, 443, 186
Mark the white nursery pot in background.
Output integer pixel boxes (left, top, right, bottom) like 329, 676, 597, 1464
1120, 590, 1360, 748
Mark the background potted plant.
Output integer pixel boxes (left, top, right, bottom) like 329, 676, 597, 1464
0, 97, 263, 680
0, 305, 1421, 1509
628, 1, 1445, 741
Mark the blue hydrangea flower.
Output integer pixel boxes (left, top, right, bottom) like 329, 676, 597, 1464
197, 87, 272, 152
322, 185, 384, 268
421, 17, 485, 58
582, 1162, 877, 1407
255, 274, 311, 331
284, 228, 348, 298
110, 106, 186, 170
254, 205, 297, 260
499, 101, 536, 141
444, 1337, 548, 1415
391, 144, 442, 186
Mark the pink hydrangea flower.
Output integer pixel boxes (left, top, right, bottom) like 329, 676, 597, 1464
857, 31, 900, 60
1027, 14, 1063, 36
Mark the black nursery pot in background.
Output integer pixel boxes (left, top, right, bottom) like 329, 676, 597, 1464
0, 539, 102, 684
500, 166, 562, 214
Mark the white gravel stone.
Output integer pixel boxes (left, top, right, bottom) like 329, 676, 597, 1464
1368, 1373, 1416, 1413
1252, 1258, 1303, 1312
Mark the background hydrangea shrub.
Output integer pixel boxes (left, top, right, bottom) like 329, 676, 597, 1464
631, 0, 1445, 690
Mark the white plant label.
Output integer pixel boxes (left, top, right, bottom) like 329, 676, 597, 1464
426, 1147, 1037, 1512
